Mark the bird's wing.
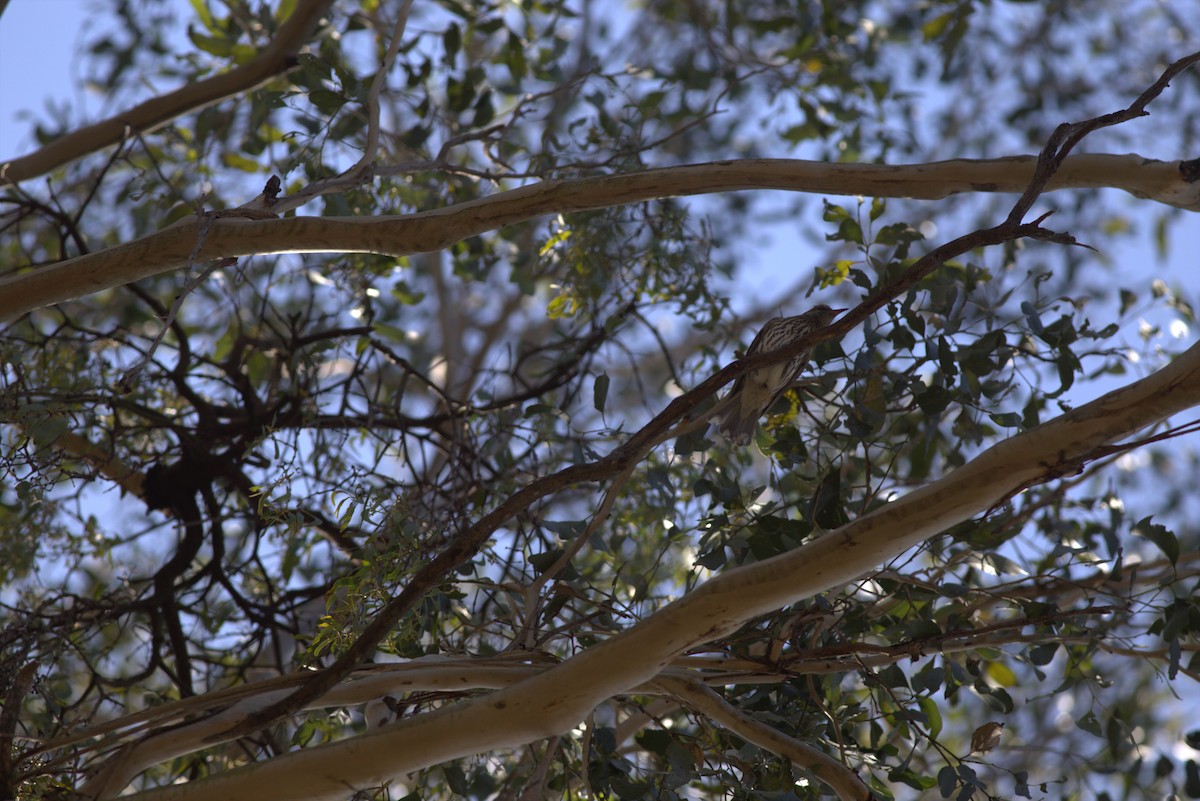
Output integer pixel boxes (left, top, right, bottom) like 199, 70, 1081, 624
727, 317, 781, 395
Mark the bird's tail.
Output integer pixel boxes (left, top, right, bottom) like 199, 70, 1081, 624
714, 402, 758, 445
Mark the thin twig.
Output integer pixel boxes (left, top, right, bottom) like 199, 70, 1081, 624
270, 1, 415, 214
514, 461, 638, 649
352, 0, 415, 174
116, 210, 234, 393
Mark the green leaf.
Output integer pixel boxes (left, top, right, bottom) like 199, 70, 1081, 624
593, 726, 617, 754
809, 468, 848, 529
988, 411, 1021, 428
1076, 711, 1102, 737
922, 11, 955, 40
472, 90, 495, 127
919, 696, 943, 738
847, 371, 886, 436
985, 661, 1018, 688
188, 30, 232, 57
443, 23, 461, 63
916, 384, 953, 414
937, 765, 957, 797
593, 372, 610, 412
390, 280, 426, 305
1021, 301, 1044, 335
1132, 515, 1178, 565
529, 549, 577, 579
877, 664, 911, 690
869, 196, 887, 221
815, 260, 851, 288
188, 0, 215, 32
636, 728, 672, 755
1039, 315, 1077, 348
1021, 396, 1043, 428
27, 413, 68, 450
694, 548, 726, 570
546, 291, 578, 319
875, 221, 922, 247
937, 336, 957, 379
828, 217, 863, 245
645, 467, 673, 495
1050, 347, 1080, 397
309, 89, 347, 115
274, 0, 298, 24
443, 764, 469, 795
539, 227, 572, 256
913, 663, 945, 694
291, 719, 317, 747
544, 520, 585, 537
1029, 643, 1058, 666
221, 153, 260, 172
503, 31, 528, 82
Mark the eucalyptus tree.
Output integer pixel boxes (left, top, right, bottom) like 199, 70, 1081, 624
2, 2, 1199, 800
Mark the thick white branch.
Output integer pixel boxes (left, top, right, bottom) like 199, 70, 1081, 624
116, 338, 1200, 801
3, 154, 1196, 321
82, 658, 754, 797
80, 661, 546, 799
0, 0, 336, 185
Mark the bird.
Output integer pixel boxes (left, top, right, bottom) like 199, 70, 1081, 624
714, 304, 845, 445
969, 721, 1005, 754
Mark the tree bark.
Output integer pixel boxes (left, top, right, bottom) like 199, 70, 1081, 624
4, 154, 1197, 321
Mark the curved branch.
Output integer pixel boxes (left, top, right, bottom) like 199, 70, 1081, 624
657, 677, 873, 801
0, 0, 335, 185
3, 153, 1198, 321
111, 327, 1200, 801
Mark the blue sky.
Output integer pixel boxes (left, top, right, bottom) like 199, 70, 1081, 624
1, 1, 99, 156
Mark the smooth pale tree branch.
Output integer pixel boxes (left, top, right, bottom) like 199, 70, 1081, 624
0, 0, 336, 186
68, 586, 1179, 796
59, 549, 1195, 790
657, 677, 873, 801
2, 153, 1198, 321
9, 49, 1197, 320
43, 660, 548, 769
348, 0, 413, 176
114, 331, 1200, 801
80, 660, 552, 798
85, 653, 857, 797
